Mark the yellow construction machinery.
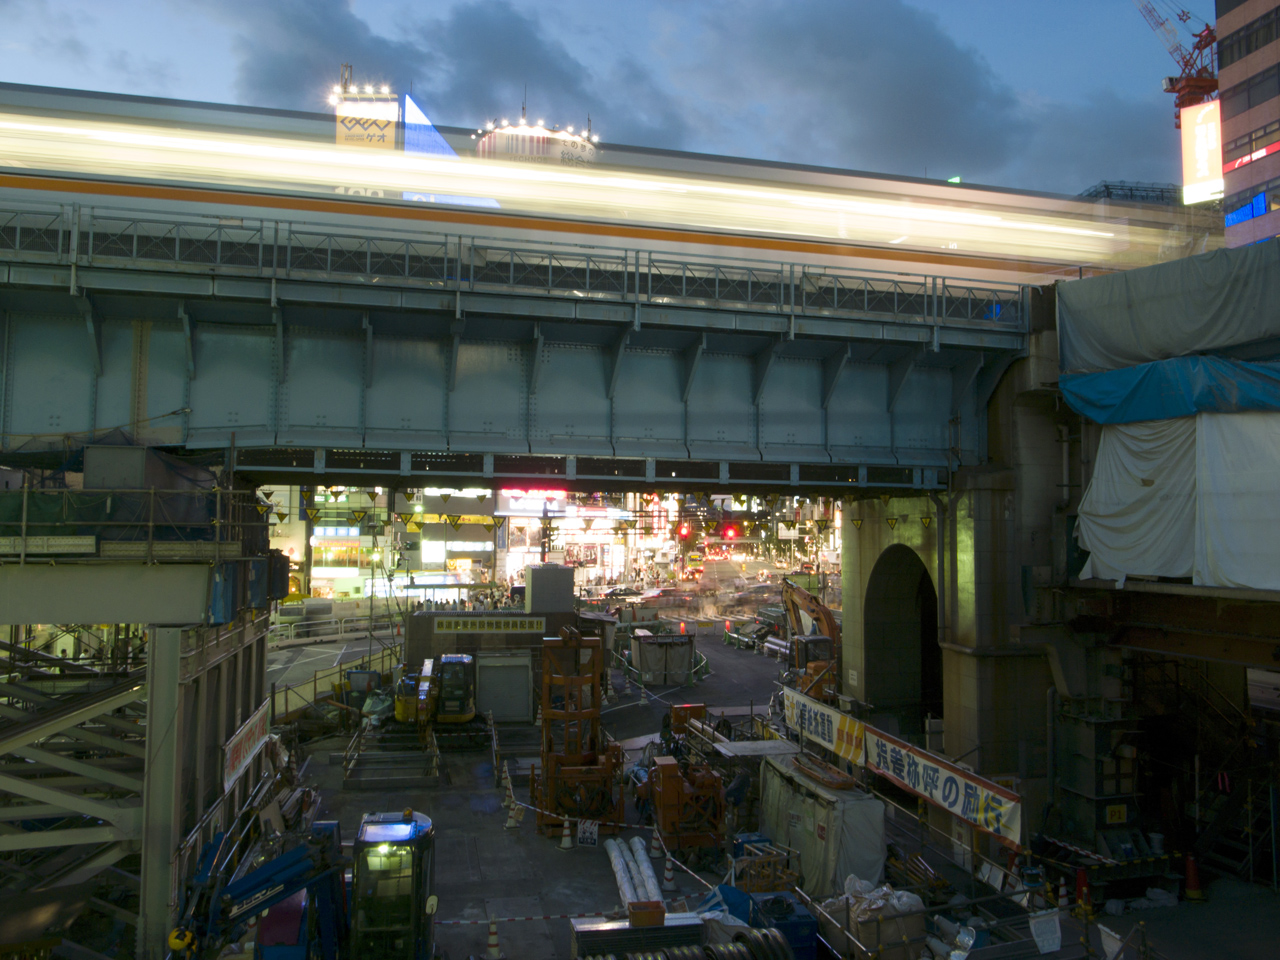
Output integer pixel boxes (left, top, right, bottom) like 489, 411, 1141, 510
780, 578, 840, 703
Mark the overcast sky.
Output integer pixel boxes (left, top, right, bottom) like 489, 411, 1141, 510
0, 0, 1215, 194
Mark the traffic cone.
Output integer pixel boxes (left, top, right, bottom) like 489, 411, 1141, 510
624, 673, 632, 695
502, 774, 511, 809
504, 794, 519, 829
1184, 853, 1206, 901
559, 818, 574, 851
1057, 877, 1069, 909
485, 918, 502, 959
649, 825, 662, 858
535, 701, 543, 724
640, 684, 648, 703
662, 855, 677, 893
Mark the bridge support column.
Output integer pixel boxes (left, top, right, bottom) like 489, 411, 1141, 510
138, 626, 182, 960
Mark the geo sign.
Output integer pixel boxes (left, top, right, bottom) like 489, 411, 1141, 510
1181, 100, 1223, 205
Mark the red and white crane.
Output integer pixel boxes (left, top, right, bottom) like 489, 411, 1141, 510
1132, 1, 1218, 126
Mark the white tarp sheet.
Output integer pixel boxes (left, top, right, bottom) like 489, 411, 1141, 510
1076, 412, 1280, 589
759, 756, 885, 899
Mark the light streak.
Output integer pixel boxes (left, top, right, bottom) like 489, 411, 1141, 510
0, 112, 1213, 268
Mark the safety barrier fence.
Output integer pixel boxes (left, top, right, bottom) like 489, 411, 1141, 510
0, 201, 1030, 331
0, 486, 266, 560
269, 642, 401, 723
266, 613, 397, 644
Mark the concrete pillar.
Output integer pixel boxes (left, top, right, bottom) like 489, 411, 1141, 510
137, 626, 183, 960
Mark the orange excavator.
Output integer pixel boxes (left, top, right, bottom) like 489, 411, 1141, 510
781, 578, 840, 703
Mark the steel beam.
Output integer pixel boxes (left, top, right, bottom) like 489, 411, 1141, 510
1115, 626, 1280, 669
0, 825, 131, 852
607, 329, 629, 400
753, 339, 783, 406
822, 345, 851, 409
950, 352, 985, 416
682, 334, 705, 404
0, 771, 142, 825
529, 322, 546, 394
887, 348, 919, 412
0, 679, 145, 755
11, 746, 143, 793
138, 626, 182, 960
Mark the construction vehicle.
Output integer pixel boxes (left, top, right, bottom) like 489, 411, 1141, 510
392, 655, 490, 748
780, 578, 840, 703
170, 808, 438, 960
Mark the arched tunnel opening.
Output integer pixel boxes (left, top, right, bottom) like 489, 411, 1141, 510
863, 543, 942, 739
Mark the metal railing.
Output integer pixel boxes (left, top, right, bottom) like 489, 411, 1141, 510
0, 202, 1030, 331
267, 613, 397, 644
0, 486, 266, 562
270, 642, 400, 722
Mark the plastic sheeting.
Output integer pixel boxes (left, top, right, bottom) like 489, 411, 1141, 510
1058, 241, 1280, 375
758, 757, 885, 899
1076, 412, 1280, 589
1061, 355, 1280, 424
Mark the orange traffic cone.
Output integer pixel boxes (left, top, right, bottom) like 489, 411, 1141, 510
559, 818, 574, 851
1185, 853, 1206, 901
649, 825, 662, 858
485, 918, 502, 959
1057, 877, 1069, 909
662, 855, 677, 893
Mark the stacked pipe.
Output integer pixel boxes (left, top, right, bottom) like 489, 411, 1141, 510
604, 838, 640, 904
627, 836, 665, 901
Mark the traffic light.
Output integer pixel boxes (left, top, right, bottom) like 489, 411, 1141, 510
678, 522, 690, 539
722, 523, 738, 540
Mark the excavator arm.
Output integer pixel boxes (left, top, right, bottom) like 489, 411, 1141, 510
782, 578, 840, 645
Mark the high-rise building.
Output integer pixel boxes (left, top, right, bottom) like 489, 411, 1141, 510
1218, 0, 1280, 244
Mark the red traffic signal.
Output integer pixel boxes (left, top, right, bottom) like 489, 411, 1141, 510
678, 523, 691, 539
723, 524, 738, 539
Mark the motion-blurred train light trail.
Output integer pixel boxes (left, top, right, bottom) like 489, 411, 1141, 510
0, 107, 1216, 279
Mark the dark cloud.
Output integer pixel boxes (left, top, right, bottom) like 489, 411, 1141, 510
198, 0, 689, 147
200, 0, 1175, 194
672, 0, 1178, 192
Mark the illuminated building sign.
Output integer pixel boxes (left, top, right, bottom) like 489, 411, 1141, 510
335, 97, 398, 150
1181, 101, 1223, 204
496, 489, 568, 517
1225, 193, 1267, 226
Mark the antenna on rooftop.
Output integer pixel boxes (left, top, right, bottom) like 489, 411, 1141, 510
522, 84, 527, 123
339, 63, 353, 94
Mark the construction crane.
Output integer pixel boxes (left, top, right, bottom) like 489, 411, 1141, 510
1132, 1, 1217, 126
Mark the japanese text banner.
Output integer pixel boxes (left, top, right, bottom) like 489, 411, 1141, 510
781, 688, 1021, 845
863, 727, 1021, 844
781, 687, 865, 765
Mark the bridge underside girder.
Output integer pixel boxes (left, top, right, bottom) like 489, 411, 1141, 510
0, 263, 1022, 491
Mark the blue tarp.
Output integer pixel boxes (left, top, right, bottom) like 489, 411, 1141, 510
1060, 355, 1280, 424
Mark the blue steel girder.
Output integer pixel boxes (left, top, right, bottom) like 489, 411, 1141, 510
0, 237, 1027, 490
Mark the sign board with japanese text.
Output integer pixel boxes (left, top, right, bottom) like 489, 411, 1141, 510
223, 700, 271, 792
336, 99, 398, 150
576, 819, 599, 847
435, 616, 546, 634
781, 687, 864, 765
782, 688, 1022, 845
863, 726, 1021, 844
